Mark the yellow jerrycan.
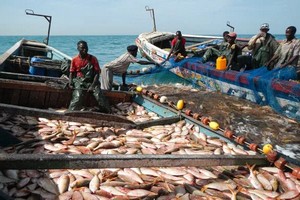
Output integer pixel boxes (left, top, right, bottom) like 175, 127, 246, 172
216, 56, 227, 70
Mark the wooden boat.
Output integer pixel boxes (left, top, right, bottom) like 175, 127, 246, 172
1, 76, 299, 169
1, 57, 299, 200
0, 39, 71, 79
136, 31, 300, 121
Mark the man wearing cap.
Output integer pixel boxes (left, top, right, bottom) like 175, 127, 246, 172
238, 23, 279, 70
202, 32, 240, 70
166, 31, 187, 61
202, 31, 230, 63
100, 45, 155, 90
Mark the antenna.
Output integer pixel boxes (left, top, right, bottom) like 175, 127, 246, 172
226, 21, 235, 32
25, 9, 52, 45
145, 6, 157, 32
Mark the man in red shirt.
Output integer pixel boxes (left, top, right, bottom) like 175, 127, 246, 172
166, 31, 187, 61
68, 40, 110, 112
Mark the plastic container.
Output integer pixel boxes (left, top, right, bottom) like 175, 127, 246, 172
216, 56, 227, 70
29, 57, 46, 76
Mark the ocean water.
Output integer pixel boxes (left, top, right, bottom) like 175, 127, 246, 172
0, 35, 191, 86
0, 34, 295, 87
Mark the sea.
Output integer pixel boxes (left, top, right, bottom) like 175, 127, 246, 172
0, 34, 294, 87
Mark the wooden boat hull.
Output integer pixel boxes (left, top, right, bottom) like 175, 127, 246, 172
0, 39, 71, 78
136, 31, 300, 121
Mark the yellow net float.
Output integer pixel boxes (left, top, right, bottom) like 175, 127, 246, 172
209, 121, 219, 130
262, 144, 273, 154
136, 86, 142, 92
176, 100, 184, 110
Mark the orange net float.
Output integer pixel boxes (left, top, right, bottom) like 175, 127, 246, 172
147, 91, 154, 98
153, 94, 160, 100
292, 168, 300, 179
185, 109, 193, 116
193, 113, 201, 120
266, 151, 278, 163
249, 143, 258, 152
201, 117, 210, 125
274, 157, 287, 170
142, 89, 148, 95
235, 136, 246, 145
224, 128, 234, 139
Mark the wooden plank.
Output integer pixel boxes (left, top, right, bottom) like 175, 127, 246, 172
10, 89, 21, 105
0, 103, 136, 129
0, 154, 269, 169
18, 90, 30, 107
136, 116, 181, 129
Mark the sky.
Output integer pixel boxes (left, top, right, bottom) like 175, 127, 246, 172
1, 0, 300, 36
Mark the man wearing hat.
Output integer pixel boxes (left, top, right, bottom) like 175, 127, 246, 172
238, 23, 279, 70
100, 45, 155, 90
202, 32, 240, 70
166, 31, 187, 61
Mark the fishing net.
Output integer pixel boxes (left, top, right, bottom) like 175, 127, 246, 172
167, 58, 300, 120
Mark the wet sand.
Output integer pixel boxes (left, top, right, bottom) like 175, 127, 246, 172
143, 84, 300, 160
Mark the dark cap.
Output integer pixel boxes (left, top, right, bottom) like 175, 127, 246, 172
127, 45, 138, 52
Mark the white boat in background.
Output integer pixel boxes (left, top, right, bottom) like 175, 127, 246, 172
136, 31, 223, 64
136, 30, 300, 121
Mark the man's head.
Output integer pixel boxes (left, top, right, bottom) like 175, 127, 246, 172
176, 31, 182, 38
223, 31, 229, 42
260, 23, 270, 33
285, 26, 297, 41
227, 32, 237, 44
127, 45, 138, 57
77, 40, 88, 57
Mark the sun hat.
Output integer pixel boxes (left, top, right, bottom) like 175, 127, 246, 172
260, 23, 269, 30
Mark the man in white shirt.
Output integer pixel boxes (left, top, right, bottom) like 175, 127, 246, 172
100, 45, 154, 90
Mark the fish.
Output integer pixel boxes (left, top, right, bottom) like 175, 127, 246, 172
57, 174, 70, 194
247, 164, 264, 190
89, 174, 100, 193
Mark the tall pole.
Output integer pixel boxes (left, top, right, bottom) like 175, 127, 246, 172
145, 6, 157, 32
25, 9, 52, 45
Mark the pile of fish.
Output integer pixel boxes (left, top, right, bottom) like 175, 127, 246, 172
0, 103, 299, 200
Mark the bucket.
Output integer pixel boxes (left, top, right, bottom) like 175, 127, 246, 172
216, 56, 227, 71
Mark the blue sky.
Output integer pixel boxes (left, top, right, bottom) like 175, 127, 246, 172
1, 0, 299, 36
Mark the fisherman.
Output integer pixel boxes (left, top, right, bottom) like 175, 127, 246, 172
265, 26, 300, 71
100, 45, 155, 91
68, 40, 110, 113
202, 31, 230, 62
238, 23, 279, 71
166, 31, 187, 61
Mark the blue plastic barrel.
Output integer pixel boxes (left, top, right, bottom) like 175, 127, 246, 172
29, 57, 46, 76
